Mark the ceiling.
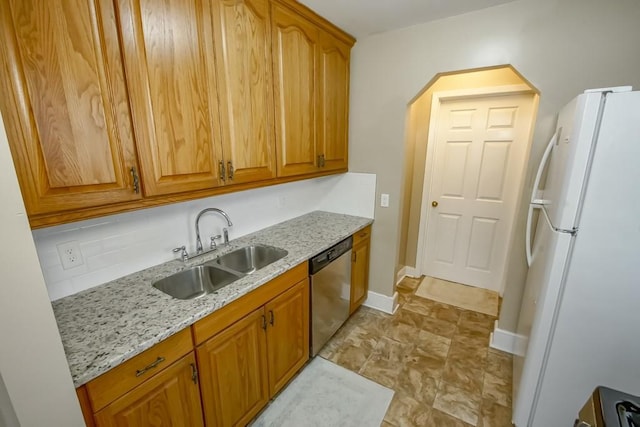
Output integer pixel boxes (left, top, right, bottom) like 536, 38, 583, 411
298, 0, 518, 38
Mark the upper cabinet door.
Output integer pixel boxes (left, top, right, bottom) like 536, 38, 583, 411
318, 31, 350, 172
0, 0, 142, 216
271, 4, 319, 177
117, 0, 224, 196
212, 0, 276, 185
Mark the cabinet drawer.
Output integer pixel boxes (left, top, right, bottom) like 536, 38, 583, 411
353, 225, 371, 246
93, 352, 203, 427
86, 328, 193, 412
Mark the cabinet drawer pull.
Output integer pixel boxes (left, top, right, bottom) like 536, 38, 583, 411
261, 314, 267, 330
269, 310, 274, 326
135, 356, 165, 377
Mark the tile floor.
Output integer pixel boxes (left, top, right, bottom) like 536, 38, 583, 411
318, 276, 514, 427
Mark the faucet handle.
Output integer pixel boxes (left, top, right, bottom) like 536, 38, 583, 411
173, 246, 189, 262
210, 235, 222, 250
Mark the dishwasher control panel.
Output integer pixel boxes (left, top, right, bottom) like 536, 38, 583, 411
309, 237, 353, 274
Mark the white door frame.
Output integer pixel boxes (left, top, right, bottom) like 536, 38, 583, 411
415, 84, 538, 295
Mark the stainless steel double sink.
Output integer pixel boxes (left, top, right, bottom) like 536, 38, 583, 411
152, 245, 288, 300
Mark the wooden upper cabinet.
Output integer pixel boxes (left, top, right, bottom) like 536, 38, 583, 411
211, 0, 277, 185
271, 3, 353, 178
318, 31, 350, 172
271, 3, 319, 177
0, 0, 354, 226
0, 0, 142, 216
116, 0, 224, 196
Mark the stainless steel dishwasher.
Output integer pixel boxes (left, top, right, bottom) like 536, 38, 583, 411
309, 236, 352, 357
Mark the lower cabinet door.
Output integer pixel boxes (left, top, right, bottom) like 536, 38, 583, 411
350, 238, 370, 314
196, 307, 269, 427
93, 352, 203, 427
265, 278, 310, 396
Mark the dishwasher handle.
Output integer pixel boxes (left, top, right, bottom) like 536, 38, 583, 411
309, 236, 353, 275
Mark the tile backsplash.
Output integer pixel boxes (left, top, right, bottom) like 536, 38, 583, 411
32, 173, 376, 300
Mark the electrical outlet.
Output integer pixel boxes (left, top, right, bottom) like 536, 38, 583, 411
381, 193, 390, 208
57, 241, 84, 270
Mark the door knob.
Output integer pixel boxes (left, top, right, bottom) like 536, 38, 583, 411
432, 201, 438, 207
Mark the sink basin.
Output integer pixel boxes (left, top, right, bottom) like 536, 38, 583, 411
153, 245, 287, 299
153, 265, 243, 300
210, 245, 288, 274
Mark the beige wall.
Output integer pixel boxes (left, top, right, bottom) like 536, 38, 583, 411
0, 115, 84, 425
348, 0, 640, 330
0, 373, 18, 427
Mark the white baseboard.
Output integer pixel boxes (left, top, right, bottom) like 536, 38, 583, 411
395, 266, 421, 286
395, 267, 406, 286
490, 321, 527, 356
363, 290, 399, 315
405, 266, 420, 278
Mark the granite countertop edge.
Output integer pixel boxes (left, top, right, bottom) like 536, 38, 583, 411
51, 211, 373, 387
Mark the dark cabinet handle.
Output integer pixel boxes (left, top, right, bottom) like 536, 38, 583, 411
190, 363, 198, 384
135, 356, 165, 377
269, 310, 274, 326
219, 161, 226, 181
227, 161, 234, 180
130, 167, 140, 193
261, 314, 267, 330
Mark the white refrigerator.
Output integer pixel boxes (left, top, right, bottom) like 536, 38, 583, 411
512, 87, 640, 426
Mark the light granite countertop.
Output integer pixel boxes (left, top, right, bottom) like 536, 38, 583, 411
52, 211, 372, 387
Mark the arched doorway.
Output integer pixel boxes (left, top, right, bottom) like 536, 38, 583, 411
399, 65, 539, 295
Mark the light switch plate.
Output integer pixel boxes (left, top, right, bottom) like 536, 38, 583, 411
381, 193, 390, 207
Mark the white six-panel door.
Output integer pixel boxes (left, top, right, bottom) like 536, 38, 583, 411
423, 93, 535, 291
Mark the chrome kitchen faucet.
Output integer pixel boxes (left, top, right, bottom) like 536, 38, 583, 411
195, 208, 233, 254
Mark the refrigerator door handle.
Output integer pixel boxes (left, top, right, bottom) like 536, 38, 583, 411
526, 203, 543, 266
531, 130, 558, 205
526, 130, 558, 267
